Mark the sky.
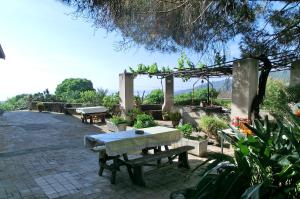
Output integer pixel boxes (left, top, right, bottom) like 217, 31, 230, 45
0, 0, 240, 101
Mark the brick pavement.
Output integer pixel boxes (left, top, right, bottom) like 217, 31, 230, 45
0, 111, 209, 199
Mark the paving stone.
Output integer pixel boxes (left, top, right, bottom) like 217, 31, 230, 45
0, 111, 222, 199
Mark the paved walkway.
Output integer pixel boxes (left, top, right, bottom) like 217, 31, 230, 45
0, 111, 207, 199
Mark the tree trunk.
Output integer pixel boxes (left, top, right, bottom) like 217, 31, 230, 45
250, 54, 272, 119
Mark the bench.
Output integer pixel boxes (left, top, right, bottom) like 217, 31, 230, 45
124, 145, 195, 186
92, 146, 131, 184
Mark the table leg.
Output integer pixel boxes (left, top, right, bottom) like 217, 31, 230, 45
154, 146, 162, 165
111, 157, 118, 184
164, 145, 173, 164
123, 154, 134, 183
89, 115, 93, 124
98, 154, 107, 176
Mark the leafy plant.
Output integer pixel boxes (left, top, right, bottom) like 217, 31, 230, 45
178, 123, 193, 138
199, 116, 227, 143
109, 116, 127, 125
133, 113, 156, 128
127, 107, 142, 124
185, 113, 300, 199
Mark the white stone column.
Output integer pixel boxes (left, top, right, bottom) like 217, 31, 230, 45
290, 60, 300, 87
119, 73, 134, 117
231, 58, 258, 120
162, 75, 174, 113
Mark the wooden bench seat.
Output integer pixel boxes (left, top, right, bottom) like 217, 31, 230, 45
125, 145, 195, 186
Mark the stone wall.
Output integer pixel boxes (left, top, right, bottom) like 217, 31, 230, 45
173, 106, 229, 127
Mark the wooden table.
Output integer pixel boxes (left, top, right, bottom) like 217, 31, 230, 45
84, 126, 187, 185
76, 106, 107, 124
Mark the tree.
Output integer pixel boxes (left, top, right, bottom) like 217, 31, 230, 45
55, 78, 94, 102
60, 0, 300, 118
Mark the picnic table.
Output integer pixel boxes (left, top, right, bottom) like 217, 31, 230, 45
85, 126, 194, 186
76, 106, 107, 124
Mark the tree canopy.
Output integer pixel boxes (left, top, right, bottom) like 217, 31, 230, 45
55, 78, 94, 101
60, 0, 300, 57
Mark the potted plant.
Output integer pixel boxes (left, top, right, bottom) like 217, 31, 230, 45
199, 115, 227, 145
133, 113, 156, 129
106, 116, 127, 132
173, 123, 208, 157
169, 112, 181, 127
36, 102, 45, 112
162, 111, 170, 121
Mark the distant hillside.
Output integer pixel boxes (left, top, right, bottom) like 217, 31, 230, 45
175, 70, 290, 95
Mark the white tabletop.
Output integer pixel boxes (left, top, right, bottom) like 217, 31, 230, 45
84, 126, 182, 156
76, 106, 108, 114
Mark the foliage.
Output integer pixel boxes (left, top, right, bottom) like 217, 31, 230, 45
286, 83, 300, 103
133, 113, 156, 129
187, 113, 300, 199
177, 123, 193, 138
169, 112, 181, 122
61, 1, 299, 57
212, 99, 231, 109
0, 94, 30, 111
79, 88, 108, 105
174, 88, 218, 106
36, 102, 45, 112
127, 107, 142, 124
129, 63, 172, 78
55, 78, 94, 102
102, 93, 120, 113
199, 116, 227, 142
263, 78, 289, 117
143, 89, 164, 105
109, 115, 127, 125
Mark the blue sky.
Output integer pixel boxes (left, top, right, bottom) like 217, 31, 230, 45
0, 0, 240, 101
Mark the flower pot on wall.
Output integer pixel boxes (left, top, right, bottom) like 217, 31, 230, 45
106, 120, 127, 132
172, 138, 208, 157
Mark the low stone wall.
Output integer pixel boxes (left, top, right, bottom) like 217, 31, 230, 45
141, 104, 162, 120
30, 102, 83, 114
173, 105, 229, 127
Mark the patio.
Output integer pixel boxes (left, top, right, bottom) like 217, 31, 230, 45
0, 111, 218, 199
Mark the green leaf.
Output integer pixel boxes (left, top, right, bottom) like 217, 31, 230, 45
239, 143, 250, 156
241, 183, 262, 199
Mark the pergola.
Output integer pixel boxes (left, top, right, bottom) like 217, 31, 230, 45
119, 53, 300, 120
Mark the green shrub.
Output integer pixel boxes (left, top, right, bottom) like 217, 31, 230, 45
286, 83, 300, 103
109, 116, 127, 125
133, 113, 156, 128
169, 111, 181, 127
177, 123, 193, 138
36, 102, 45, 112
143, 89, 163, 104
212, 98, 231, 109
174, 88, 219, 106
127, 108, 142, 124
263, 78, 289, 116
199, 115, 227, 142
